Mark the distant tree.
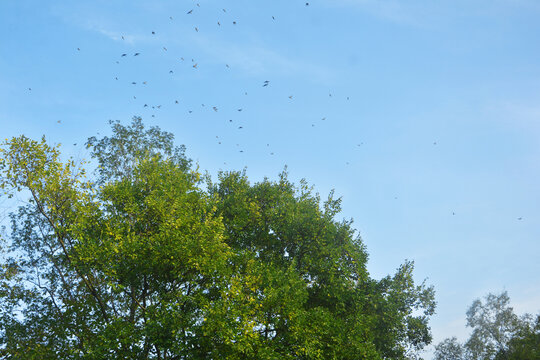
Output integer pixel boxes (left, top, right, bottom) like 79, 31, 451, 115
465, 291, 523, 360
434, 337, 465, 360
496, 315, 540, 360
0, 118, 436, 359
434, 291, 536, 360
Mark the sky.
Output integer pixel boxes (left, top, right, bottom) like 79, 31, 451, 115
1, 0, 540, 356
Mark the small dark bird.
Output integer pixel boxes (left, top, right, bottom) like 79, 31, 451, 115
189, 110, 193, 113
217, 21, 221, 26
163, 47, 167, 51
57, 120, 61, 124
180, 57, 184, 61
237, 108, 242, 112
223, 8, 226, 12
196, 3, 200, 7
121, 54, 127, 57
195, 27, 199, 32
169, 70, 174, 74
213, 107, 218, 112
322, 117, 326, 120
143, 81, 147, 84
238, 126, 243, 129
77, 48, 80, 51
289, 95, 293, 99
272, 16, 275, 20
131, 82, 136, 85
170, 16, 173, 20
306, 2, 309, 5
152, 31, 155, 34
121, 36, 124, 40
229, 119, 233, 122
175, 100, 179, 104
144, 104, 148, 107
226, 64, 230, 68
263, 80, 270, 87
187, 9, 193, 14
115, 77, 118, 80
518, 217, 523, 220
193, 63, 198, 68
233, 21, 237, 25
134, 53, 140, 56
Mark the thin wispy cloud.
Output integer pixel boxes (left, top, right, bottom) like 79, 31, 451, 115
191, 35, 335, 83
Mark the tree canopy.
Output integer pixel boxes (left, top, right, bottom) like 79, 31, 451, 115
0, 118, 435, 359
434, 291, 540, 360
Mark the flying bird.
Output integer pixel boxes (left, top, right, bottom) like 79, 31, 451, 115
134, 53, 140, 56
213, 106, 218, 112
187, 9, 193, 14
152, 31, 155, 35
195, 27, 199, 32
193, 63, 198, 68
121, 54, 127, 57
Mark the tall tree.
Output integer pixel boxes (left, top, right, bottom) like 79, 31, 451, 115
0, 118, 435, 359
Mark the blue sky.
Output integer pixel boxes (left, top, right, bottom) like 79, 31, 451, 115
1, 0, 540, 356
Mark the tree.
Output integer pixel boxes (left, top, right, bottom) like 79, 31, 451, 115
0, 118, 436, 359
434, 337, 465, 360
496, 315, 540, 360
465, 291, 524, 360
434, 291, 537, 360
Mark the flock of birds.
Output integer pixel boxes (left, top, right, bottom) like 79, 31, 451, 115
24, 2, 525, 222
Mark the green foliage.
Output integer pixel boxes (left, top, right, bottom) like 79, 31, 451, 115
496, 315, 540, 360
0, 119, 435, 359
435, 292, 539, 360
434, 337, 465, 360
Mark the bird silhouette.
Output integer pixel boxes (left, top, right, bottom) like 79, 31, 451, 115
187, 9, 193, 14
134, 53, 140, 56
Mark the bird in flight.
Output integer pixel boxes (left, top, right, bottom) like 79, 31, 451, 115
187, 9, 193, 14
289, 95, 293, 99
517, 217, 523, 220
213, 106, 218, 112
152, 31, 155, 35
193, 63, 198, 69
134, 53, 140, 56
121, 54, 127, 57
263, 80, 270, 87
237, 108, 242, 111
195, 27, 199, 32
